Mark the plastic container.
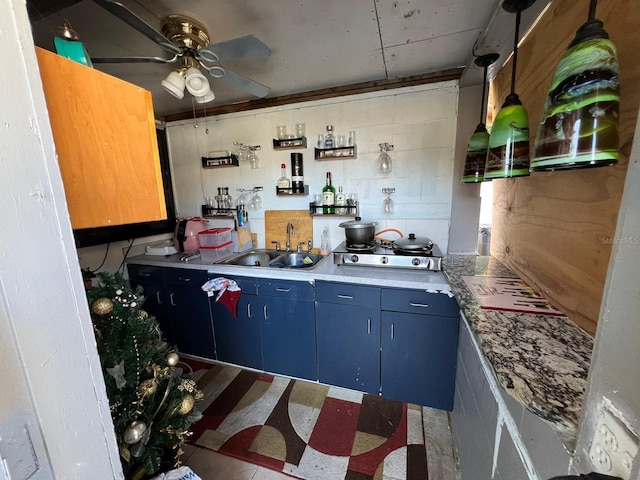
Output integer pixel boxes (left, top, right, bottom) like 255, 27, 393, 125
199, 241, 234, 263
198, 227, 232, 247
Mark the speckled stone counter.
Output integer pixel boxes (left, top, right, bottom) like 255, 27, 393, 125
443, 255, 593, 440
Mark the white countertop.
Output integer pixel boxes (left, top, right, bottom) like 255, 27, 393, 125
127, 252, 451, 292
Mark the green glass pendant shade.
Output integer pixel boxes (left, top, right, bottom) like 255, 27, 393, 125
531, 31, 619, 170
463, 124, 490, 183
484, 93, 530, 179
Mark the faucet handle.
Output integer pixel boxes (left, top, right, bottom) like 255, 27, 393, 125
271, 241, 281, 251
307, 238, 313, 253
297, 242, 304, 253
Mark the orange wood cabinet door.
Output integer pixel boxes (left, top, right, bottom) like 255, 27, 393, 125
35, 47, 167, 229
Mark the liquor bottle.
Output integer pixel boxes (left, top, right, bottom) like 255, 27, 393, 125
336, 186, 346, 214
277, 163, 291, 192
291, 153, 304, 193
322, 172, 336, 214
324, 125, 335, 148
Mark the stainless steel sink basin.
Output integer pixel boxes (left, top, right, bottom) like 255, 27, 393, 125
270, 253, 324, 269
219, 249, 280, 266
217, 249, 327, 270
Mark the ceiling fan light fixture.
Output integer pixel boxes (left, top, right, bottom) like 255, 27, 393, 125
184, 66, 210, 97
161, 70, 185, 99
194, 90, 216, 104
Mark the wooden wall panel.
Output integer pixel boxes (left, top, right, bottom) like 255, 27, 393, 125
489, 0, 640, 335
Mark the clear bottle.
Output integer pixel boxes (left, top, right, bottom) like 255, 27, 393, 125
324, 125, 335, 148
320, 226, 330, 255
336, 186, 346, 214
277, 163, 291, 192
322, 172, 336, 214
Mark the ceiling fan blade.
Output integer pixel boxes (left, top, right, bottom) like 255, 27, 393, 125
92, 56, 178, 64
92, 0, 181, 55
198, 35, 270, 63
214, 67, 271, 98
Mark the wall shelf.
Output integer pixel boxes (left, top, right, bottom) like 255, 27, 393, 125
201, 154, 239, 168
309, 202, 359, 216
273, 136, 307, 150
315, 146, 357, 160
276, 185, 309, 196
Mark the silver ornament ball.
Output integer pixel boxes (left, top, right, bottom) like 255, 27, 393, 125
166, 352, 180, 367
123, 420, 147, 444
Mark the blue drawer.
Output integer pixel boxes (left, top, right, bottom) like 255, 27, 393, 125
127, 264, 163, 281
164, 268, 207, 286
315, 281, 380, 309
257, 278, 314, 300
381, 288, 459, 317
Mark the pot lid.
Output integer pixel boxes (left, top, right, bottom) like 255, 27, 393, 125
393, 233, 433, 251
339, 217, 378, 229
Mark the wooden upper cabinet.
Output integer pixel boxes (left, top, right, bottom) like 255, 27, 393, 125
35, 47, 167, 230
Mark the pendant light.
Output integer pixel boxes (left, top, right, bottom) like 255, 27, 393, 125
531, 0, 619, 171
484, 0, 536, 180
462, 53, 499, 183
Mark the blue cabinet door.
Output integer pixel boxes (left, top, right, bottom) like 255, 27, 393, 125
258, 278, 316, 380
165, 269, 214, 359
316, 302, 380, 394
381, 311, 459, 410
210, 293, 263, 370
261, 296, 316, 380
128, 265, 174, 344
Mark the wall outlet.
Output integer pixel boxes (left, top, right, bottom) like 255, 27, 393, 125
589, 408, 639, 480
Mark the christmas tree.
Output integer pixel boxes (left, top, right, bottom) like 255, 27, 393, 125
87, 272, 203, 480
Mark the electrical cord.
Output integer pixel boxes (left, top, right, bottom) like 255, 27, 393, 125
118, 239, 136, 273
89, 242, 111, 273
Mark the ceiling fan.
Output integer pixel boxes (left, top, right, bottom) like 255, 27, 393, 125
91, 0, 271, 102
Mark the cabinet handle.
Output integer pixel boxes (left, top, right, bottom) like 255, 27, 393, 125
275, 287, 291, 292
178, 277, 191, 282
264, 305, 268, 319
367, 318, 371, 334
139, 272, 151, 277
337, 294, 353, 299
247, 303, 252, 318
409, 302, 429, 308
390, 323, 394, 339
156, 291, 163, 304
170, 293, 176, 306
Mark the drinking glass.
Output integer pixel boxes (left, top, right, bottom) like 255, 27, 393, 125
295, 123, 306, 138
277, 125, 287, 139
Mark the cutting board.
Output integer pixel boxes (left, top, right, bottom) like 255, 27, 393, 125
265, 210, 313, 251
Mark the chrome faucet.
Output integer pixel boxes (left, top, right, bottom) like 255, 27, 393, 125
286, 222, 295, 251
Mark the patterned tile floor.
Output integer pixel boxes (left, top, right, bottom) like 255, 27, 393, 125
183, 362, 460, 480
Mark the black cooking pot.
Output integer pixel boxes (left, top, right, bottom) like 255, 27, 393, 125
392, 233, 433, 255
339, 217, 378, 246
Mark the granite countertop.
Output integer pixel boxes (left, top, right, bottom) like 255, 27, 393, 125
443, 255, 593, 442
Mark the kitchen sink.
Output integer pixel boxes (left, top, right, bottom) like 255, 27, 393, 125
217, 249, 327, 270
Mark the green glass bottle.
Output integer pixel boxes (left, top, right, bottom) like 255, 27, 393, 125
322, 172, 335, 214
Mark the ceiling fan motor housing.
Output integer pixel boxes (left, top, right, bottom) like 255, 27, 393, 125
161, 15, 210, 51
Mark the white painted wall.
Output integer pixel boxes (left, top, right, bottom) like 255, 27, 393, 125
166, 82, 460, 252
0, 1, 122, 478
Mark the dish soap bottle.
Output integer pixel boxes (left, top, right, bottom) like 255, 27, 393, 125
320, 226, 330, 255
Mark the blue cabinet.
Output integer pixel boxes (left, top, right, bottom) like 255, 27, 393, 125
128, 264, 173, 344
127, 265, 214, 359
381, 288, 459, 410
208, 275, 262, 370
315, 281, 381, 394
257, 279, 316, 380
165, 268, 213, 359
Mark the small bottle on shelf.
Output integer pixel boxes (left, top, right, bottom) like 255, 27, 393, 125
322, 172, 336, 214
277, 163, 291, 192
291, 153, 304, 193
336, 186, 346, 214
324, 125, 335, 148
